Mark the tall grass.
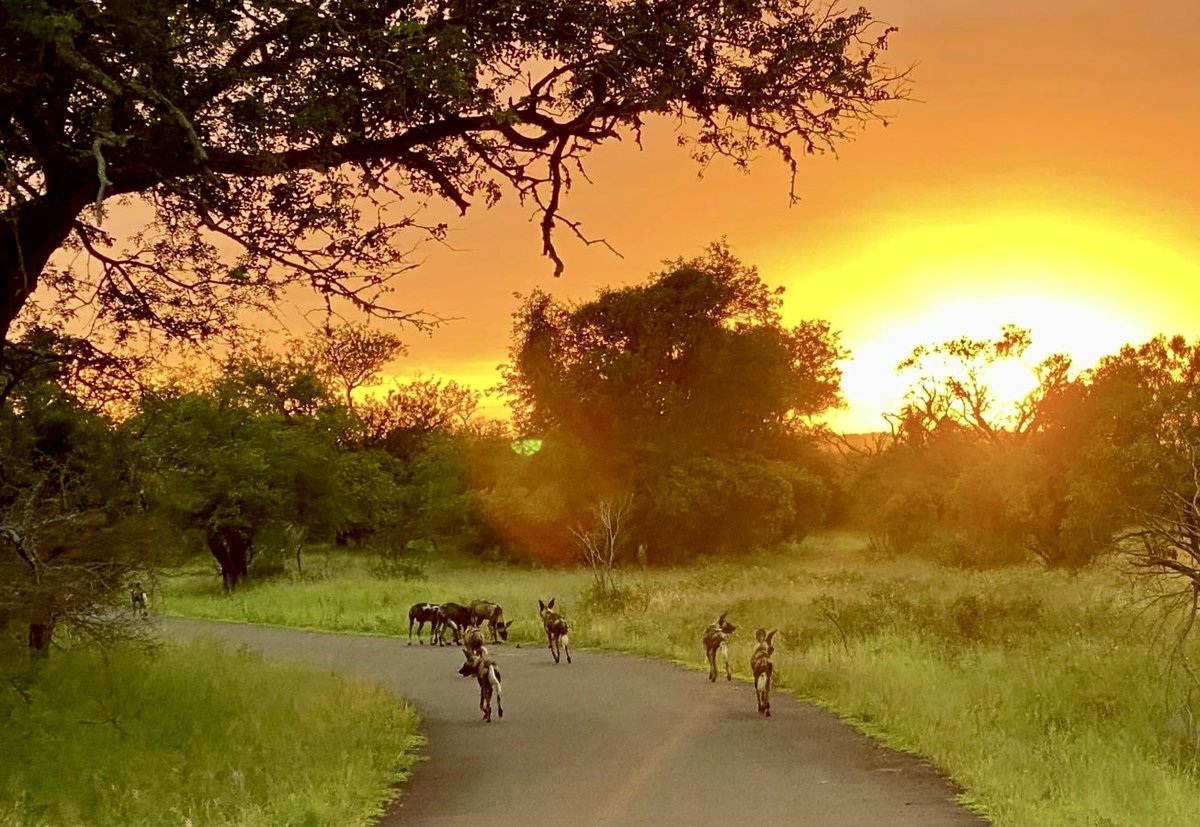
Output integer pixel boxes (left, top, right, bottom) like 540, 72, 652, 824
162, 533, 1200, 825
0, 641, 422, 827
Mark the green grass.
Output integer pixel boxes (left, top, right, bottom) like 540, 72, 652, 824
0, 641, 423, 827
161, 533, 1200, 826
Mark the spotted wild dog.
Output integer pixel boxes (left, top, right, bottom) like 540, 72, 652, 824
702, 612, 736, 682
438, 602, 472, 645
469, 599, 511, 643
538, 598, 572, 664
461, 624, 486, 658
750, 628, 778, 717
458, 646, 504, 722
407, 602, 445, 645
130, 581, 148, 619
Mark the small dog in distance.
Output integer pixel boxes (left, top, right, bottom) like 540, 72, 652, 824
703, 612, 736, 682
469, 599, 511, 643
538, 598, 572, 664
407, 602, 445, 645
438, 602, 473, 645
130, 582, 148, 619
750, 628, 778, 717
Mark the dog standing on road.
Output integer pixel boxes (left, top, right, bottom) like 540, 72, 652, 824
469, 599, 511, 643
538, 598, 572, 664
458, 645, 504, 722
407, 602, 445, 645
750, 628, 778, 717
703, 612, 736, 682
439, 602, 472, 645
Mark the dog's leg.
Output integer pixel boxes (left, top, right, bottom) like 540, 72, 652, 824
562, 633, 571, 664
706, 646, 717, 682
764, 664, 772, 716
490, 664, 503, 719
720, 640, 732, 681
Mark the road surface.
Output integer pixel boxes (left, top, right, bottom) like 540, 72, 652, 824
165, 618, 988, 827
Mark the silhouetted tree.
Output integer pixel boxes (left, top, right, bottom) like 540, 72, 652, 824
1, 0, 905, 349
501, 243, 844, 561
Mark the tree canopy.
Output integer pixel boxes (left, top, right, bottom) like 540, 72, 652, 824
0, 0, 903, 349
500, 243, 845, 561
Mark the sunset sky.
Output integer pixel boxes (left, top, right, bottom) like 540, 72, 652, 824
261, 0, 1200, 431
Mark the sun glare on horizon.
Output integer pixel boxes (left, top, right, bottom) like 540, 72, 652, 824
796, 206, 1200, 433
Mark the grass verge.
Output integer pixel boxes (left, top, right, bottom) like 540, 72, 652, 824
0, 640, 423, 827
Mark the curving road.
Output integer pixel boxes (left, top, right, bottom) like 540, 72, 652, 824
165, 618, 988, 827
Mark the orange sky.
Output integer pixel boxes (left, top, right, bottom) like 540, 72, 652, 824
83, 0, 1200, 431
329, 0, 1200, 432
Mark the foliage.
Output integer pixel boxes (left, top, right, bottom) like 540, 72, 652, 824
500, 243, 843, 563
0, 640, 422, 826
0, 329, 172, 655
1, 0, 904, 347
300, 323, 407, 409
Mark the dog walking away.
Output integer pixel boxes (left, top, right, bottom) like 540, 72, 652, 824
538, 598, 572, 664
458, 646, 504, 722
702, 612, 736, 682
407, 602, 444, 645
750, 628, 778, 717
469, 599, 511, 643
130, 581, 148, 618
439, 602, 472, 645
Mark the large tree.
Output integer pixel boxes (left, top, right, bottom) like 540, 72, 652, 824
1, 0, 903, 348
500, 242, 846, 561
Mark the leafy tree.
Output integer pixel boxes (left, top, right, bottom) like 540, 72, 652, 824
501, 243, 844, 561
355, 376, 482, 455
890, 324, 1072, 445
1, 0, 904, 349
300, 324, 407, 409
0, 331, 167, 656
135, 356, 392, 589
504, 242, 847, 463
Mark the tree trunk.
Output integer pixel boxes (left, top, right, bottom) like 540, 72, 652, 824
207, 525, 254, 593
28, 616, 54, 658
0, 183, 95, 345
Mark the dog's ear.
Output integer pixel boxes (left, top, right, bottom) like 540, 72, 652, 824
766, 630, 778, 645
717, 612, 727, 625
538, 599, 546, 612
548, 598, 556, 610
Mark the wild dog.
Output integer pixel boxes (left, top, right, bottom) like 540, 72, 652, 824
461, 624, 486, 659
469, 599, 511, 643
702, 612, 736, 682
750, 628, 778, 717
458, 646, 504, 722
407, 603, 444, 645
538, 598, 572, 664
438, 602, 472, 645
130, 582, 148, 618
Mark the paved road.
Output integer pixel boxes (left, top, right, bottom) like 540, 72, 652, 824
165, 619, 988, 827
